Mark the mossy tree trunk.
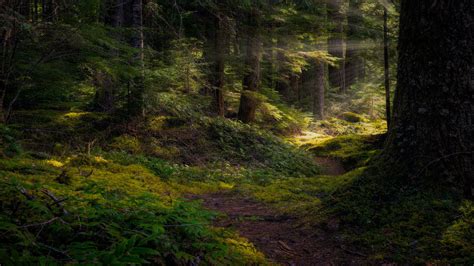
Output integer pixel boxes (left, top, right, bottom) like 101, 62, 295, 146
383, 0, 474, 198
238, 10, 261, 123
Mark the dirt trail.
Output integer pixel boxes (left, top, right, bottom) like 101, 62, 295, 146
189, 192, 364, 265
314, 157, 346, 176
189, 156, 361, 265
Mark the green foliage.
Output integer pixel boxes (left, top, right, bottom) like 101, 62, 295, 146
110, 135, 141, 154
0, 155, 267, 265
0, 125, 22, 157
205, 117, 319, 177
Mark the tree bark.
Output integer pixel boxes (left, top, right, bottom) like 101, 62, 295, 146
345, 0, 363, 89
327, 0, 346, 93
382, 0, 474, 198
238, 11, 261, 123
128, 0, 144, 116
313, 60, 325, 120
210, 15, 226, 117
275, 37, 291, 100
383, 7, 391, 129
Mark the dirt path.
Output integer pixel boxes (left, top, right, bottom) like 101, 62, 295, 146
314, 157, 346, 176
189, 192, 364, 265
189, 157, 362, 265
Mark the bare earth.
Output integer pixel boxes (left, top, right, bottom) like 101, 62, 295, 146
189, 157, 366, 265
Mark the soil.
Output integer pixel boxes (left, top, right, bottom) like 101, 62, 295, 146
188, 157, 366, 265
314, 157, 346, 176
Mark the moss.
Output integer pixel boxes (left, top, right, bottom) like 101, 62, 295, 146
0, 155, 271, 265
340, 112, 367, 123
110, 135, 141, 154
308, 134, 384, 170
322, 167, 474, 264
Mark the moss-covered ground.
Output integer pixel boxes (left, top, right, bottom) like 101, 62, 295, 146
1, 103, 472, 264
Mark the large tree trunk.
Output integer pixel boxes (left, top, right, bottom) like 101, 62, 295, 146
382, 1, 474, 198
327, 0, 346, 93
238, 11, 261, 123
345, 0, 363, 89
312, 60, 325, 120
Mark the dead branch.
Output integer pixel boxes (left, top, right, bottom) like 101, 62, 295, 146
41, 189, 69, 215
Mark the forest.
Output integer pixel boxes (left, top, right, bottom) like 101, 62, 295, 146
0, 0, 473, 264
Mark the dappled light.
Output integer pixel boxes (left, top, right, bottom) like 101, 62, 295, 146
0, 0, 472, 265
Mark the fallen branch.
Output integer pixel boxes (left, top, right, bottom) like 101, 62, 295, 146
41, 189, 69, 215
20, 217, 66, 228
17, 186, 35, 200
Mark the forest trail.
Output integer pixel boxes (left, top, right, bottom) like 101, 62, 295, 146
189, 158, 362, 265
314, 157, 346, 176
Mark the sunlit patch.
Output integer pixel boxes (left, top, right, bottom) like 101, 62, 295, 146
45, 159, 64, 168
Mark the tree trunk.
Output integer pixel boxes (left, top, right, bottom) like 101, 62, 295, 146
345, 0, 363, 89
382, 1, 474, 198
113, 0, 124, 27
313, 60, 325, 120
275, 37, 290, 100
238, 11, 261, 123
209, 15, 226, 117
383, 7, 391, 129
128, 0, 144, 116
327, 0, 346, 93
290, 73, 299, 103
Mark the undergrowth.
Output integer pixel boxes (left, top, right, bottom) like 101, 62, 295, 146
0, 154, 267, 265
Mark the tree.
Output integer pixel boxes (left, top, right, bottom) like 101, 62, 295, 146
383, 6, 391, 128
209, 14, 227, 117
327, 0, 346, 93
238, 9, 262, 123
345, 0, 364, 88
312, 59, 325, 119
128, 0, 145, 116
382, 0, 474, 198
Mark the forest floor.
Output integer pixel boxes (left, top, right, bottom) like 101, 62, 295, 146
189, 157, 364, 265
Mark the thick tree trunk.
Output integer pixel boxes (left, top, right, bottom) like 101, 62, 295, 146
327, 0, 346, 93
238, 11, 261, 123
313, 60, 325, 120
383, 1, 474, 198
383, 7, 391, 129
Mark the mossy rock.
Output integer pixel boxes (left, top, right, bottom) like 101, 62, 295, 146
340, 112, 367, 123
